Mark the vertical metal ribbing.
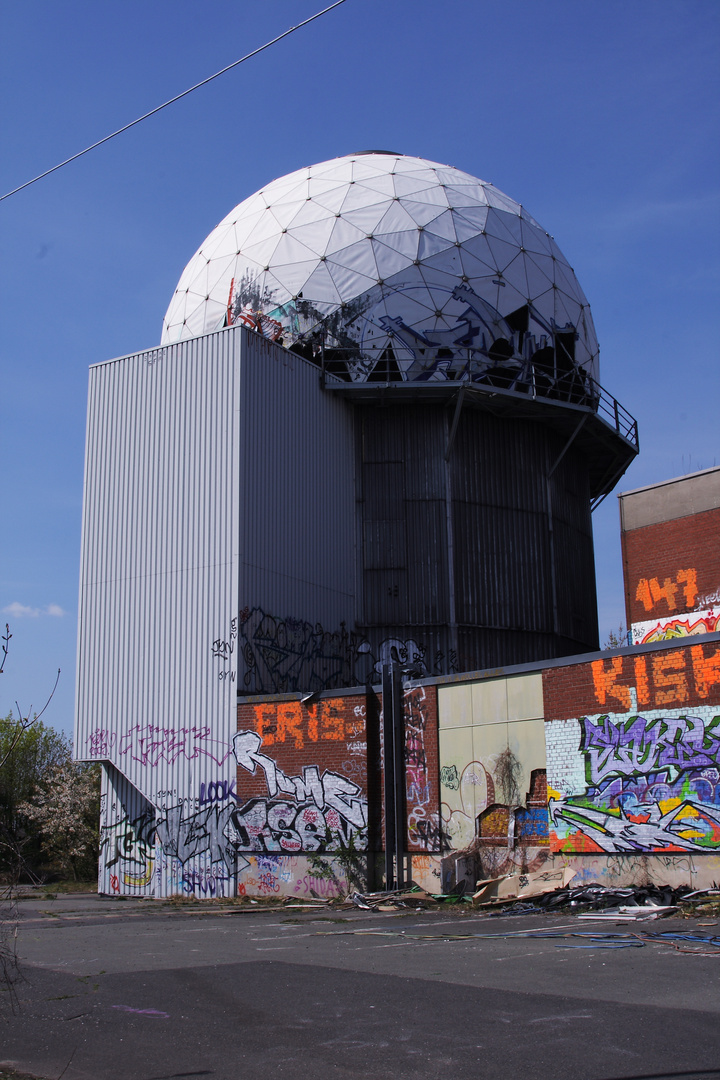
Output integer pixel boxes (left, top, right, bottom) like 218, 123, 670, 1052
443, 409, 459, 663
382, 663, 396, 889
75, 329, 243, 897
382, 663, 406, 890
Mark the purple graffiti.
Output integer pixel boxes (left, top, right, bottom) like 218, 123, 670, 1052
116, 723, 233, 768
111, 1005, 169, 1018
581, 713, 720, 786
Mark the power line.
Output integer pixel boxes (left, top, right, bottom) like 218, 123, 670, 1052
0, 0, 348, 203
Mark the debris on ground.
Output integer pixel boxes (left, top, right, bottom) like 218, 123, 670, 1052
346, 886, 440, 911
471, 877, 720, 920
314, 924, 720, 956
473, 867, 577, 907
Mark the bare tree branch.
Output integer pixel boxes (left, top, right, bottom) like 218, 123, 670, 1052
0, 623, 10, 676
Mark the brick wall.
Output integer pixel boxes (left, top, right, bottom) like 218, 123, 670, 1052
543, 639, 720, 720
403, 684, 441, 853
543, 637, 720, 855
621, 506, 720, 627
235, 684, 441, 854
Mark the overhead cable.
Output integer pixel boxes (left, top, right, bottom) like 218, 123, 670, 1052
0, 0, 348, 202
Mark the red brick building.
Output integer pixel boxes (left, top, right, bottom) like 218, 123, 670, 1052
619, 466, 720, 644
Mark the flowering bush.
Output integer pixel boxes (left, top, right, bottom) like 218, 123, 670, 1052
19, 761, 100, 881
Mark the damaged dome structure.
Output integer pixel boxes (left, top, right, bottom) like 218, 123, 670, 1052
159, 151, 638, 673
162, 152, 599, 393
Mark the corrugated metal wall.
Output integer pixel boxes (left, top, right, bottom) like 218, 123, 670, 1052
238, 335, 355, 625
236, 335, 356, 693
356, 403, 598, 674
76, 329, 242, 895
99, 764, 156, 897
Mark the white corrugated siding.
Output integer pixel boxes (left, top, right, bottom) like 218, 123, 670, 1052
76, 330, 241, 896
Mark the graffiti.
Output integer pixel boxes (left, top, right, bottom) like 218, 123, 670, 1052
403, 686, 441, 849
635, 568, 697, 614
155, 803, 244, 872
441, 760, 495, 850
408, 811, 447, 850
631, 610, 719, 645
236, 854, 297, 896
250, 698, 351, 749
340, 758, 367, 781
180, 865, 230, 897
440, 765, 460, 790
589, 644, 720, 711
294, 873, 346, 898
477, 770, 550, 847
238, 605, 456, 694
226, 795, 364, 854
547, 706, 720, 854
87, 729, 116, 757
239, 608, 358, 692
549, 796, 720, 854
100, 810, 155, 871
234, 730, 365, 826
211, 616, 238, 682
199, 780, 238, 804
94, 723, 234, 769
581, 713, 720, 786
100, 809, 156, 890
231, 729, 367, 852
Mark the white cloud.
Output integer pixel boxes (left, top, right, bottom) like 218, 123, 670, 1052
2, 602, 66, 618
3, 602, 40, 618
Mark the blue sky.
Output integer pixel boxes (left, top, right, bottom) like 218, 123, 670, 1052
1, 0, 718, 738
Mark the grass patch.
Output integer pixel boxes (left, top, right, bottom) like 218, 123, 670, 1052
0, 1070, 45, 1080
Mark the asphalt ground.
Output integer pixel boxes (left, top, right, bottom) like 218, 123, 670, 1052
1, 894, 720, 1080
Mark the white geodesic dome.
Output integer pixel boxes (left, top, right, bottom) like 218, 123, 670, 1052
162, 153, 598, 385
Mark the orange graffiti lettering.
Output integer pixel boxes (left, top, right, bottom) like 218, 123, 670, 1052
320, 702, 345, 740
691, 645, 720, 698
633, 656, 650, 705
277, 702, 304, 748
677, 568, 698, 609
635, 569, 697, 614
306, 704, 319, 742
253, 705, 278, 745
649, 577, 679, 611
592, 657, 632, 709
651, 652, 687, 705
635, 579, 654, 613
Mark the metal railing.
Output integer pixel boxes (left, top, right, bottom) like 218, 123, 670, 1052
289, 342, 638, 449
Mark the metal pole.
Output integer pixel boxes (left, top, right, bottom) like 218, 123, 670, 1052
382, 663, 396, 889
392, 667, 406, 890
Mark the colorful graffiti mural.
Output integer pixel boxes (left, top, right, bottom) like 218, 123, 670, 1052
547, 706, 720, 853
631, 609, 719, 645
100, 808, 155, 889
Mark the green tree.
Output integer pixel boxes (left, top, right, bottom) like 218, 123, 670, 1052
0, 713, 70, 877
